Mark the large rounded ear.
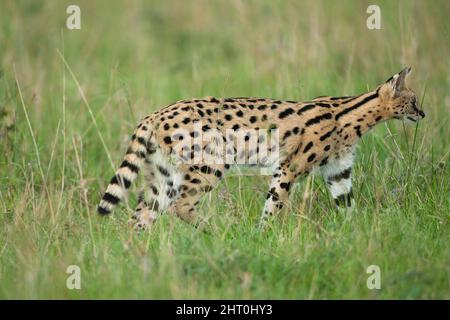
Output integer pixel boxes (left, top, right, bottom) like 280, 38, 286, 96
383, 67, 411, 97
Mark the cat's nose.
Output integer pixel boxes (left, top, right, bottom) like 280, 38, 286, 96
419, 110, 425, 118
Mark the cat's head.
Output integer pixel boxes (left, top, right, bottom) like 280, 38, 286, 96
379, 67, 425, 123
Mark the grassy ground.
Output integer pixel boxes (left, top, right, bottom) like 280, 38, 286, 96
0, 0, 449, 299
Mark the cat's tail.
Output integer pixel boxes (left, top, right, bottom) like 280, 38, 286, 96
97, 121, 154, 215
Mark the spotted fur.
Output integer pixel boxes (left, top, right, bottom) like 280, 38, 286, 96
98, 67, 424, 230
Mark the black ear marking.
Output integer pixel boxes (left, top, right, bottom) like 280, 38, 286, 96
385, 66, 411, 84
385, 66, 412, 96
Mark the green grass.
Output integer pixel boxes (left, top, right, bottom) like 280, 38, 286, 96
0, 0, 449, 299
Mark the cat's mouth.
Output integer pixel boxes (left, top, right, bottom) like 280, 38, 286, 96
404, 110, 425, 124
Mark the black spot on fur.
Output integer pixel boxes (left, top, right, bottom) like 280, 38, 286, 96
335, 194, 347, 207
200, 166, 212, 174
120, 160, 139, 173
267, 187, 279, 201
102, 192, 120, 204
319, 156, 328, 166
283, 131, 291, 140
202, 185, 214, 192
97, 206, 110, 214
328, 168, 351, 182
280, 182, 291, 191
307, 153, 316, 162
257, 104, 267, 111
305, 113, 332, 126
136, 136, 148, 146
151, 185, 159, 195
278, 108, 294, 119
166, 189, 177, 198
163, 136, 172, 144
297, 104, 315, 114
173, 133, 184, 141
320, 127, 336, 141
158, 165, 170, 177
110, 175, 131, 189
303, 141, 313, 153
354, 125, 362, 137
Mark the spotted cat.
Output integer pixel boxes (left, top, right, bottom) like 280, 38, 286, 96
98, 67, 424, 230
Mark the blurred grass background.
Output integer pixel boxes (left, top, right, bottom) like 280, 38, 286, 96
0, 0, 448, 299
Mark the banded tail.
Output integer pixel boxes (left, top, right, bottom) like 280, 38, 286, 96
97, 123, 153, 215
